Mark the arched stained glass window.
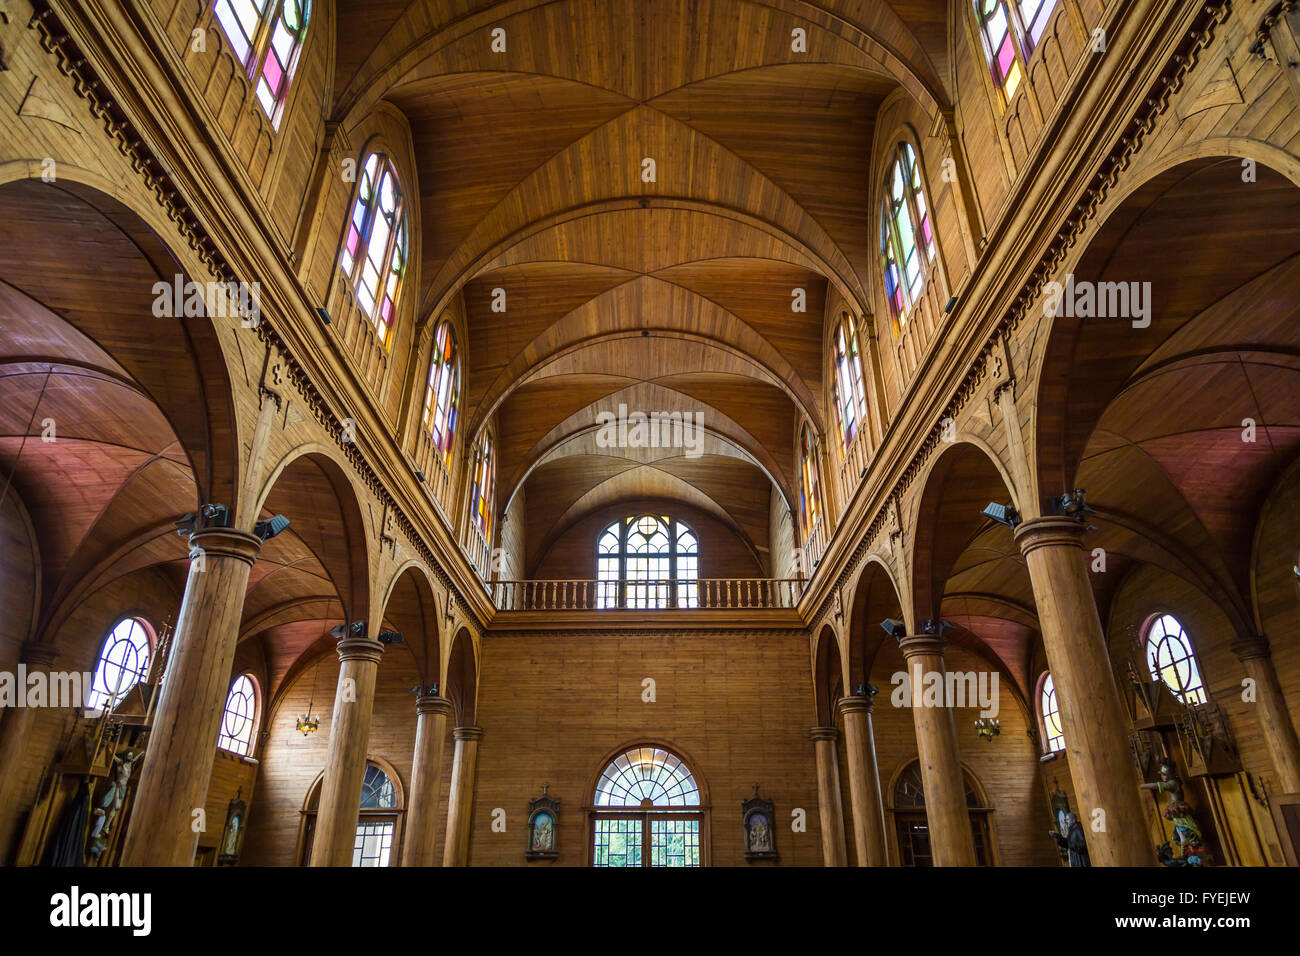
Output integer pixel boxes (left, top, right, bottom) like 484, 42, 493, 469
832, 314, 868, 445
422, 321, 460, 467
799, 425, 822, 539
218, 674, 258, 755
1144, 613, 1207, 705
596, 515, 699, 609
973, 1, 1059, 107
469, 433, 496, 543
340, 152, 408, 344
591, 745, 705, 868
879, 142, 935, 325
595, 746, 701, 807
1040, 673, 1065, 753
87, 618, 153, 712
212, 0, 311, 127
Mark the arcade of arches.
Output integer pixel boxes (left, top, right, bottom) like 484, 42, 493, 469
1, 0, 1299, 871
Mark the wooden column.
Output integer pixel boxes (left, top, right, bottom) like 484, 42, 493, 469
310, 636, 385, 866
121, 528, 260, 866
837, 694, 888, 866
898, 633, 977, 866
1015, 516, 1152, 866
442, 725, 482, 866
1232, 635, 1300, 793
402, 695, 453, 866
810, 725, 848, 866
0, 642, 58, 861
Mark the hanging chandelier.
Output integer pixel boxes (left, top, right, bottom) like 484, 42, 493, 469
296, 656, 322, 736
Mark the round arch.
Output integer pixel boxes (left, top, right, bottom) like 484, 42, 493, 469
884, 758, 997, 867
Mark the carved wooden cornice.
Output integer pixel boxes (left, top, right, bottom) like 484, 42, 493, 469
27, 0, 483, 624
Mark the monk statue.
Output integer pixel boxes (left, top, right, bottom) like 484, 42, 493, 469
1049, 810, 1090, 867
1141, 756, 1210, 866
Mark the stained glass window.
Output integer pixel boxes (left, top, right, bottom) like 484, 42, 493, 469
218, 674, 257, 755
422, 321, 460, 466
594, 516, 699, 608
212, 0, 310, 127
832, 316, 868, 445
469, 433, 496, 543
879, 141, 935, 325
1144, 613, 1207, 705
591, 747, 704, 868
974, 0, 1059, 107
339, 152, 408, 345
799, 426, 821, 538
1040, 673, 1065, 752
87, 618, 153, 712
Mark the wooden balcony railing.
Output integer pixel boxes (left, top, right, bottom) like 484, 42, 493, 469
492, 578, 804, 611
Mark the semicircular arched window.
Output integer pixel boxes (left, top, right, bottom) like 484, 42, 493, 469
590, 745, 704, 867
300, 761, 403, 866
879, 141, 936, 326
212, 0, 311, 127
218, 674, 258, 755
422, 321, 460, 468
1144, 613, 1207, 705
596, 515, 699, 609
87, 617, 154, 712
340, 152, 409, 345
1039, 673, 1065, 753
891, 760, 992, 866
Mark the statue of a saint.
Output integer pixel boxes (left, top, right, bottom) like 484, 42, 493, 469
1049, 810, 1090, 867
531, 813, 554, 851
749, 815, 771, 853
1141, 756, 1210, 866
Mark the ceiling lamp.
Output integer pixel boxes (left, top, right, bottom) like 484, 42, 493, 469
296, 656, 323, 736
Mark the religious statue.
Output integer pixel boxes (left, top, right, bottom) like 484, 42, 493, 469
749, 815, 772, 853
219, 788, 248, 865
1048, 810, 1090, 867
742, 785, 778, 860
1141, 756, 1210, 866
90, 748, 142, 840
525, 784, 560, 860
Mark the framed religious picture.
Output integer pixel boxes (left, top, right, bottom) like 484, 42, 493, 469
742, 785, 778, 861
525, 784, 559, 861
218, 788, 247, 866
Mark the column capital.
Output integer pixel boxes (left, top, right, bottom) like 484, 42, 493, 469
19, 641, 58, 668
1013, 515, 1088, 556
837, 695, 875, 718
1230, 633, 1272, 662
416, 695, 454, 719
335, 637, 384, 665
453, 725, 483, 742
810, 725, 839, 743
188, 527, 262, 565
898, 633, 947, 661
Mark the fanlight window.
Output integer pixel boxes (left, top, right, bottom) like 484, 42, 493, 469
422, 321, 460, 467
1144, 613, 1207, 705
212, 0, 311, 127
596, 515, 699, 609
87, 617, 153, 712
340, 152, 409, 343
832, 316, 868, 446
973, 1, 1059, 106
360, 764, 397, 810
1040, 673, 1065, 753
469, 433, 496, 542
879, 141, 935, 324
218, 674, 258, 755
591, 746, 704, 868
799, 426, 822, 539
892, 760, 991, 866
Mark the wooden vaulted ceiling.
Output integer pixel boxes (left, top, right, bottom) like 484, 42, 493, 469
334, 0, 956, 565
